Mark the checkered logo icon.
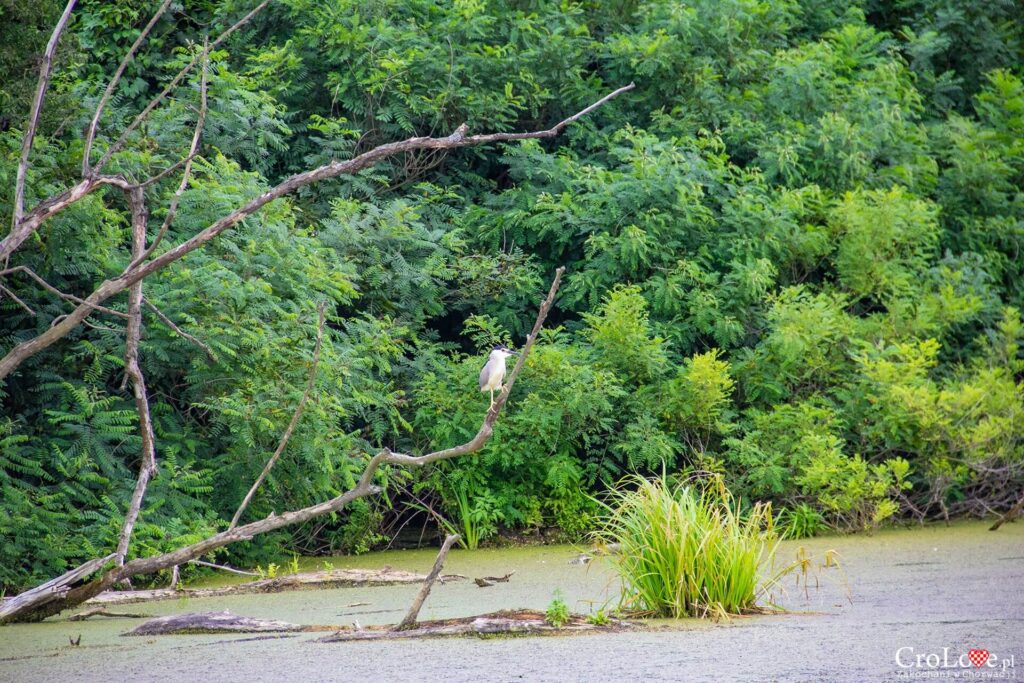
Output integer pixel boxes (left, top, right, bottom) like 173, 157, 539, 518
968, 649, 990, 668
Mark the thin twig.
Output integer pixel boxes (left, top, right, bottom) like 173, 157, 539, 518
990, 492, 1024, 531
143, 298, 216, 361
0, 283, 35, 315
82, 0, 173, 176
140, 150, 201, 188
129, 40, 209, 270
0, 266, 128, 319
188, 559, 258, 576
230, 302, 327, 529
11, 0, 77, 236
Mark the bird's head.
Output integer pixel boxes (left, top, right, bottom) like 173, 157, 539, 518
492, 345, 519, 359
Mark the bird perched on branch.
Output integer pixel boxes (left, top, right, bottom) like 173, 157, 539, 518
479, 345, 519, 407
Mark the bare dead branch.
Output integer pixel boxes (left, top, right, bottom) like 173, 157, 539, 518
129, 43, 210, 270
82, 0, 173, 176
188, 560, 258, 576
140, 150, 201, 188
0, 268, 563, 624
0, 283, 35, 315
11, 0, 77, 237
93, 0, 270, 174
230, 302, 327, 529
114, 186, 156, 566
0, 553, 114, 622
396, 533, 459, 631
142, 297, 216, 361
0, 84, 628, 381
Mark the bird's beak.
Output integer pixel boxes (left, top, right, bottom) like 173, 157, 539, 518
509, 350, 520, 356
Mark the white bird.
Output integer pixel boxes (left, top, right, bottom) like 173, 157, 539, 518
479, 345, 519, 408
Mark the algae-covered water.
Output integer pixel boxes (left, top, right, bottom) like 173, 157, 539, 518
2, 521, 1021, 682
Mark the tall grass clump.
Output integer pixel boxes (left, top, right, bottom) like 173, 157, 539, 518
596, 475, 782, 618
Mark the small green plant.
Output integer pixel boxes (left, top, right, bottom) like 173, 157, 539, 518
442, 485, 502, 550
545, 593, 571, 628
778, 503, 827, 539
255, 563, 279, 579
288, 553, 300, 575
595, 474, 785, 618
321, 560, 335, 571
586, 609, 611, 626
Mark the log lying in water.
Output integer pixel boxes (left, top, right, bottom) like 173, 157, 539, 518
321, 609, 634, 642
84, 567, 465, 606
126, 610, 306, 636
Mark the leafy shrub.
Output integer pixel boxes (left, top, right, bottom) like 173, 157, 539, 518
545, 593, 571, 628
778, 504, 827, 540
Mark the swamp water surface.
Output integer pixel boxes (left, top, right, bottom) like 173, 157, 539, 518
1, 521, 1021, 682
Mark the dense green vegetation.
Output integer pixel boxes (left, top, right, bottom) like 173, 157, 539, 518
1, 0, 1022, 593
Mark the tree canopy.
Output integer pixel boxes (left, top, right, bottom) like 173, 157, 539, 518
1, 0, 1022, 593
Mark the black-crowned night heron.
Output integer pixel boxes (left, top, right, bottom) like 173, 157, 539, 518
479, 345, 519, 407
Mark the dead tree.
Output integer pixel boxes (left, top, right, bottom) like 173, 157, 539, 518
0, 0, 631, 624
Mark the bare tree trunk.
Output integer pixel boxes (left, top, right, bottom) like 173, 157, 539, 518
114, 187, 155, 568
396, 534, 460, 631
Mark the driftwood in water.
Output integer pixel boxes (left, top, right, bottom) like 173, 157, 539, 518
473, 571, 516, 587
83, 567, 465, 606
323, 609, 633, 641
126, 610, 306, 636
68, 607, 153, 621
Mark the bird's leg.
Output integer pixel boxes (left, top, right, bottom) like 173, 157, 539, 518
489, 387, 495, 408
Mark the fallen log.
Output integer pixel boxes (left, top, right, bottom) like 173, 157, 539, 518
81, 567, 466, 606
321, 609, 635, 641
0, 553, 115, 622
126, 610, 305, 636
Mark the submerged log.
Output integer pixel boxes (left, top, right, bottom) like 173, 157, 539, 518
84, 567, 465, 606
126, 610, 305, 636
322, 609, 634, 642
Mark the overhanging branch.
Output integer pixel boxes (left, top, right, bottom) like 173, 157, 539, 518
0, 85, 630, 381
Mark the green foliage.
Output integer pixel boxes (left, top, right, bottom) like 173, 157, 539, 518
778, 504, 827, 540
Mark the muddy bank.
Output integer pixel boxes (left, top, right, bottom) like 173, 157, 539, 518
1, 521, 1021, 682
